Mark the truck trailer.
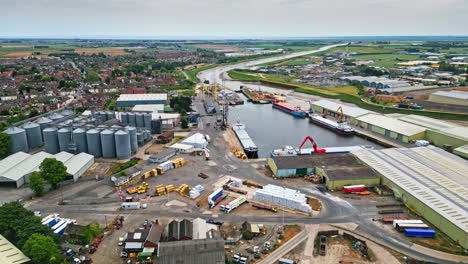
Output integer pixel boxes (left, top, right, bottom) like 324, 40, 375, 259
343, 185, 366, 193
224, 196, 247, 213
208, 188, 223, 208
404, 229, 436, 238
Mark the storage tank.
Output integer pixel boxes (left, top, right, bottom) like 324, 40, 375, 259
43, 127, 59, 154
151, 119, 162, 134
61, 109, 74, 117
86, 129, 102, 157
37, 117, 53, 133
136, 131, 144, 145
24, 122, 43, 149
115, 130, 131, 159
111, 124, 121, 130
3, 127, 28, 153
127, 113, 136, 126
107, 111, 115, 120
120, 112, 128, 124
49, 113, 64, 121
136, 113, 144, 128
126, 126, 138, 153
143, 114, 152, 129
57, 128, 71, 152
144, 130, 151, 141
99, 111, 108, 122
100, 129, 116, 158
72, 128, 88, 153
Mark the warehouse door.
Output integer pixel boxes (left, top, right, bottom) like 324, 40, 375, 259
296, 168, 308, 176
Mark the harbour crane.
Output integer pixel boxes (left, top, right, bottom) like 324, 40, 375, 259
298, 136, 326, 154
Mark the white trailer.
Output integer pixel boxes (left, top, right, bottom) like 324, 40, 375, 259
121, 202, 141, 210
224, 196, 247, 213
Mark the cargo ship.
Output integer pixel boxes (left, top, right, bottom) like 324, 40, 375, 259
272, 102, 307, 118
308, 114, 355, 135
232, 123, 258, 159
270, 145, 374, 157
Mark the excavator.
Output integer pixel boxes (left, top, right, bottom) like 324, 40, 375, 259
337, 106, 345, 123
298, 136, 326, 154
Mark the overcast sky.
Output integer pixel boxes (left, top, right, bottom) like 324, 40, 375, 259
1, 0, 467, 38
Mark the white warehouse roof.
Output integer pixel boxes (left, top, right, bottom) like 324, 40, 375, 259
354, 147, 468, 233
0, 151, 30, 175
151, 113, 180, 120
357, 113, 426, 136
64, 152, 94, 177
311, 99, 374, 118
431, 90, 468, 100
132, 104, 164, 113
2, 151, 52, 182
396, 114, 458, 131
117, 93, 167, 102
0, 234, 30, 264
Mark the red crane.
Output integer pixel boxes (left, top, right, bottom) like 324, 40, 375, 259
298, 136, 326, 153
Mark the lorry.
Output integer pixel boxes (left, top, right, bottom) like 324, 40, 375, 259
343, 185, 366, 193
121, 202, 141, 210
223, 196, 247, 213
208, 188, 224, 208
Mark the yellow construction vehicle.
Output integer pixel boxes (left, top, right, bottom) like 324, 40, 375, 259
233, 150, 247, 160
337, 106, 344, 123
137, 182, 150, 194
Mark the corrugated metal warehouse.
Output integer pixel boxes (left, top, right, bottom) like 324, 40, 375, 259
429, 90, 468, 106
310, 99, 374, 125
396, 114, 468, 149
356, 114, 426, 143
132, 104, 164, 113
354, 147, 468, 249
157, 238, 225, 264
0, 151, 94, 187
315, 166, 379, 190
0, 234, 30, 264
117, 93, 167, 107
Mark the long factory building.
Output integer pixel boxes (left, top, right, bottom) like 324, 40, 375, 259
354, 146, 468, 249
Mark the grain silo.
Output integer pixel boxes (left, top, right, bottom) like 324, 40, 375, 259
136, 113, 144, 128
37, 117, 53, 133
43, 127, 59, 154
107, 111, 116, 120
57, 128, 71, 152
143, 113, 152, 129
72, 128, 88, 153
86, 129, 102, 157
3, 127, 28, 153
24, 122, 43, 149
126, 126, 138, 153
144, 130, 151, 141
61, 109, 74, 117
120, 112, 128, 124
115, 130, 131, 159
49, 112, 64, 121
111, 124, 122, 130
127, 113, 136, 126
100, 111, 108, 122
151, 119, 162, 134
97, 124, 108, 131
136, 131, 144, 145
100, 129, 116, 158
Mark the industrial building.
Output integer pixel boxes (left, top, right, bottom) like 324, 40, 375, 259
157, 238, 225, 264
395, 114, 468, 149
454, 144, 468, 159
116, 93, 167, 107
356, 113, 426, 143
182, 133, 208, 149
429, 90, 468, 105
0, 151, 94, 188
310, 99, 374, 125
149, 149, 177, 163
151, 113, 181, 130
315, 166, 379, 191
168, 219, 193, 241
132, 104, 165, 113
168, 143, 194, 153
341, 76, 410, 89
354, 147, 468, 249
0, 234, 30, 264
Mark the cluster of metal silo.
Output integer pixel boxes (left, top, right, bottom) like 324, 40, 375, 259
24, 122, 43, 149
3, 127, 28, 153
115, 130, 131, 159
119, 112, 152, 130
43, 127, 60, 154
92, 111, 117, 123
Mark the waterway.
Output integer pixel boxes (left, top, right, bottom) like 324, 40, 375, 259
227, 94, 383, 158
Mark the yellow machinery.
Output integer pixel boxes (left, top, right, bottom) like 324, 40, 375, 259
233, 150, 247, 160
137, 182, 149, 194
214, 83, 217, 103
337, 106, 344, 123
172, 158, 186, 168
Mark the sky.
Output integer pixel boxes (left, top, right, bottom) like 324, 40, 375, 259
1, 0, 467, 38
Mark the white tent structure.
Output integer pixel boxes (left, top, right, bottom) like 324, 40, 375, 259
181, 133, 208, 149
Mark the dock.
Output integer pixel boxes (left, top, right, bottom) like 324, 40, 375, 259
240, 88, 275, 104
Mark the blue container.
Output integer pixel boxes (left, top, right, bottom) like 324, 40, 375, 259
405, 229, 435, 237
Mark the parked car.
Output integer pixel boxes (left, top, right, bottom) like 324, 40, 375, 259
120, 251, 128, 258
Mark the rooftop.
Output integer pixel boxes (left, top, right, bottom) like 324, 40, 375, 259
157, 238, 225, 264
0, 234, 30, 264
63, 152, 94, 176
311, 99, 374, 118
396, 114, 457, 131
354, 147, 468, 233
357, 114, 426, 136
431, 90, 468, 100
117, 93, 167, 102
132, 104, 164, 113
192, 218, 218, 240
0, 151, 30, 176
271, 154, 361, 170
2, 151, 52, 181
322, 166, 379, 181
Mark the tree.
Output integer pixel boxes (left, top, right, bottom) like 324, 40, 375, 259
181, 117, 188, 129
22, 234, 63, 264
105, 76, 111, 84
0, 132, 11, 159
39, 158, 67, 189
85, 71, 100, 82
0, 202, 57, 248
119, 171, 128, 177
204, 80, 210, 84
29, 172, 44, 196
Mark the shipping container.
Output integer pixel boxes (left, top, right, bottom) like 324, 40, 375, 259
396, 223, 428, 231
343, 185, 366, 193
393, 220, 423, 228
405, 229, 435, 237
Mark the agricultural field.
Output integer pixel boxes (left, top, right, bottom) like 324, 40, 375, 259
352, 54, 421, 67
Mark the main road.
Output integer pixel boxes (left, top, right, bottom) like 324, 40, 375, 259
197, 43, 346, 92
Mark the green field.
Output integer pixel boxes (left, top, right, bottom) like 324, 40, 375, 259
352, 54, 421, 67
252, 44, 319, 51
227, 70, 261, 81
184, 64, 218, 83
